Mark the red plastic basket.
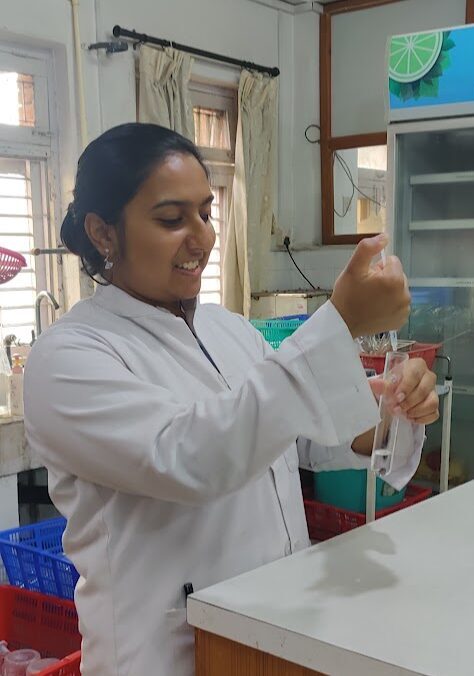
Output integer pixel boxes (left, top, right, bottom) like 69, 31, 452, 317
303, 483, 432, 541
0, 247, 27, 285
360, 342, 442, 375
0, 586, 81, 675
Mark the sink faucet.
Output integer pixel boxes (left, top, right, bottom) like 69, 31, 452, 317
35, 291, 59, 337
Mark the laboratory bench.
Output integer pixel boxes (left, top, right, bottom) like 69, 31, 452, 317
188, 481, 474, 676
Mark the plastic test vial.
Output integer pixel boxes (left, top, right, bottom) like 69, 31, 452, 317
371, 350, 409, 478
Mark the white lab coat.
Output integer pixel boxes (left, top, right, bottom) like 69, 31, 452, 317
24, 285, 423, 676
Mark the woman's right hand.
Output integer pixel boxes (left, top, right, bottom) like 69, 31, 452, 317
330, 234, 410, 339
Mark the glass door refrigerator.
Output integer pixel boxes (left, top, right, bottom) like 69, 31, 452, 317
386, 25, 474, 486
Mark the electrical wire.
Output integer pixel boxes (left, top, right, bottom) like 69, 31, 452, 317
335, 150, 384, 208
304, 123, 320, 144
284, 240, 318, 290
333, 152, 355, 218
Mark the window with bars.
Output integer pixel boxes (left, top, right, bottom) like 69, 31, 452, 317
0, 44, 61, 343
191, 83, 237, 306
199, 185, 229, 305
0, 158, 50, 343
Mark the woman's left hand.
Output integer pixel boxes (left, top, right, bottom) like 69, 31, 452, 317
369, 358, 439, 425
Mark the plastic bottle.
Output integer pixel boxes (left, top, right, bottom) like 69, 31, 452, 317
8, 353, 24, 417
3, 649, 40, 676
26, 658, 60, 674
0, 345, 11, 417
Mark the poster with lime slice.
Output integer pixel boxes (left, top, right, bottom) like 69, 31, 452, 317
386, 25, 474, 121
389, 32, 444, 84
389, 30, 454, 102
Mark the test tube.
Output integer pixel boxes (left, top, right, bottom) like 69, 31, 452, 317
371, 350, 409, 478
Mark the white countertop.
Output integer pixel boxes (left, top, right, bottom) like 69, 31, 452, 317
188, 482, 474, 676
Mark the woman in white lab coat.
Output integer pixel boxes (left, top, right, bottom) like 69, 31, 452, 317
24, 124, 438, 676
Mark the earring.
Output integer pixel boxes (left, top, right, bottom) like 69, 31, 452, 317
104, 248, 114, 270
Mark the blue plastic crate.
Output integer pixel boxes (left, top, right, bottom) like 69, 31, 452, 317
0, 517, 78, 600
276, 314, 310, 321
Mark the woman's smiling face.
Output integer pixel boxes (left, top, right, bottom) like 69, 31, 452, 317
109, 152, 216, 311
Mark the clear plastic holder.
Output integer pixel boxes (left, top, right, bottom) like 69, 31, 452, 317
371, 351, 409, 478
26, 658, 60, 675
3, 649, 41, 676
0, 641, 10, 671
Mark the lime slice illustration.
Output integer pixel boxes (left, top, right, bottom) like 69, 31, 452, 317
389, 31, 443, 84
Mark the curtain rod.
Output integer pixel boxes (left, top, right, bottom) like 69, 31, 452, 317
112, 25, 280, 77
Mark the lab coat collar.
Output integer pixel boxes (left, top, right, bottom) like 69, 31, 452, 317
92, 282, 197, 324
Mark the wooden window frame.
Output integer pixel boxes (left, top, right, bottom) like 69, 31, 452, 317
320, 0, 474, 245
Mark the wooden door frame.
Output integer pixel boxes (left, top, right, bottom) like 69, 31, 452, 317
320, 0, 474, 245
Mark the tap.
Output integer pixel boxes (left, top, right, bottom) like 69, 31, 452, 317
35, 291, 59, 337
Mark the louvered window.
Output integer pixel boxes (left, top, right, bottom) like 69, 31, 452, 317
191, 83, 237, 305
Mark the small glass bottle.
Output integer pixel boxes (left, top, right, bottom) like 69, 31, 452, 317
0, 344, 12, 417
0, 306, 11, 416
9, 353, 24, 416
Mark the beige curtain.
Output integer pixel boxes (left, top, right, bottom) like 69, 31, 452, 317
223, 70, 278, 317
138, 45, 195, 140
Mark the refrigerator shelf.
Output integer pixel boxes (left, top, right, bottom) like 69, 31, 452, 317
409, 278, 474, 288
453, 385, 474, 397
410, 171, 474, 185
409, 219, 474, 231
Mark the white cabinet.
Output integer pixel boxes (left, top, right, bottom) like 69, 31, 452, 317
250, 291, 329, 319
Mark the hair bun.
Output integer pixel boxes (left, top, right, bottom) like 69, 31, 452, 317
60, 203, 80, 254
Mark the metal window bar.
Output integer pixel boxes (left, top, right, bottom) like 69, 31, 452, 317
0, 158, 50, 341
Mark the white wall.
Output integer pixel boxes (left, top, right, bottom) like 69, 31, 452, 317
1, 0, 469, 301
1, 0, 336, 295
92, 0, 338, 292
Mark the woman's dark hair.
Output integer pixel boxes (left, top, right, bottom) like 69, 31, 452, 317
61, 123, 208, 279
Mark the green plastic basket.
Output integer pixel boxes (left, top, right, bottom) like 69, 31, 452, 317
314, 469, 406, 513
250, 317, 307, 349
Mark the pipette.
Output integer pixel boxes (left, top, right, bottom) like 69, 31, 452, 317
380, 248, 398, 352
